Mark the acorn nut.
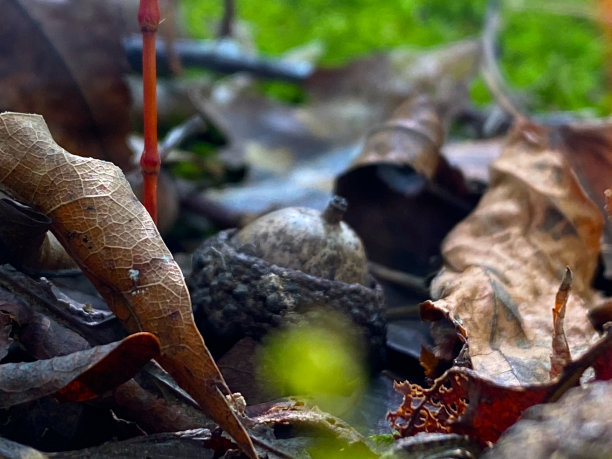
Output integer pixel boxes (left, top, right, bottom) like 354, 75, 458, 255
231, 196, 368, 285
187, 196, 386, 362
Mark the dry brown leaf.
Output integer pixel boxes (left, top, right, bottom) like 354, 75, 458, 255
0, 332, 159, 408
0, 112, 256, 458
549, 267, 572, 379
0, 0, 133, 169
335, 96, 475, 276
422, 119, 603, 385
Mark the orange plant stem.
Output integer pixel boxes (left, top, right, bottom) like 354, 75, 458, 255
139, 0, 161, 224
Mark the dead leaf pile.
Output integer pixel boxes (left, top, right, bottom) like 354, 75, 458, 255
389, 323, 612, 446
388, 118, 612, 446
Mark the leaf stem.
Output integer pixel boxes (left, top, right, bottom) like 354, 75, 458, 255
139, 0, 161, 224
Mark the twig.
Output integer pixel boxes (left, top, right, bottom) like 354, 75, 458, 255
368, 261, 429, 296
159, 114, 207, 160
218, 0, 236, 39
123, 36, 314, 81
481, 1, 525, 120
139, 0, 161, 224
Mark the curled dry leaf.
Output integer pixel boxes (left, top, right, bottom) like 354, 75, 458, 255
335, 96, 475, 276
0, 197, 77, 271
549, 267, 572, 379
0, 112, 256, 458
422, 119, 603, 385
0, 332, 159, 408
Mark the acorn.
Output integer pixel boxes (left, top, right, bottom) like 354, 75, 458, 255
187, 196, 386, 362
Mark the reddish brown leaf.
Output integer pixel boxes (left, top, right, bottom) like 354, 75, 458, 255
389, 368, 551, 444
0, 0, 133, 169
421, 119, 603, 385
390, 328, 612, 446
0, 332, 160, 408
549, 267, 572, 379
485, 380, 612, 458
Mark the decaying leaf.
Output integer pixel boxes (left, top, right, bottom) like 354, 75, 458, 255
422, 119, 604, 385
335, 96, 476, 276
0, 264, 123, 350
484, 380, 612, 458
0, 112, 256, 458
252, 400, 378, 458
0, 286, 90, 360
0, 0, 133, 169
24, 428, 220, 459
0, 332, 159, 408
389, 327, 612, 446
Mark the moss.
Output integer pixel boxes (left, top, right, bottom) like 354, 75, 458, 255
180, 0, 609, 114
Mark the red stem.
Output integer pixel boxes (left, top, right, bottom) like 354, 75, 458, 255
139, 0, 161, 224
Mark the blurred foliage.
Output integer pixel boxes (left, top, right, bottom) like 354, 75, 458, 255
257, 312, 367, 416
180, 0, 610, 114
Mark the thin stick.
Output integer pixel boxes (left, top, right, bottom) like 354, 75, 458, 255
481, 1, 524, 120
139, 0, 161, 224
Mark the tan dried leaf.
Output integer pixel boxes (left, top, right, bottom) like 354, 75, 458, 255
422, 120, 603, 385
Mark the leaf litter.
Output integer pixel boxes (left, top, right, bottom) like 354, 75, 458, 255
1, 3, 612, 455
389, 117, 612, 448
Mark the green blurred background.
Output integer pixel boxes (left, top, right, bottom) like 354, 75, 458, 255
180, 0, 611, 115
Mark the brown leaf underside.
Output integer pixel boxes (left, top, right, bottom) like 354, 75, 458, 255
0, 112, 256, 458
0, 332, 159, 408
